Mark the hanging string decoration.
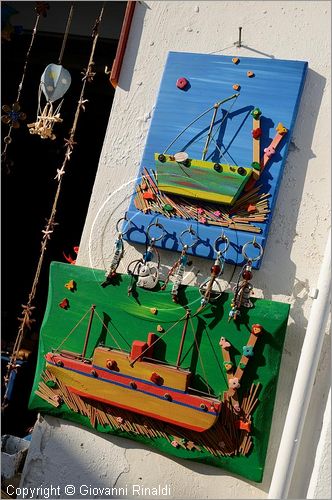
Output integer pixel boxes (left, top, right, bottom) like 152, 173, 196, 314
27, 64, 71, 140
1, 2, 49, 173
27, 3, 74, 140
2, 3, 106, 409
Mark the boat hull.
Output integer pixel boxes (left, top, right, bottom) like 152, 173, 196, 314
45, 352, 221, 432
155, 153, 252, 205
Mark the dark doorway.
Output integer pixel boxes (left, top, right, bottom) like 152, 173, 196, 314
1, 1, 126, 435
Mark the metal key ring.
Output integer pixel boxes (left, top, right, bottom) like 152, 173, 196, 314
146, 219, 165, 243
242, 237, 263, 262
179, 225, 199, 249
115, 214, 131, 236
214, 232, 230, 256
199, 278, 223, 301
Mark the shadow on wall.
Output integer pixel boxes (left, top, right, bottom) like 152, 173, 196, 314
262, 67, 326, 300
256, 67, 329, 496
21, 414, 263, 498
260, 67, 326, 333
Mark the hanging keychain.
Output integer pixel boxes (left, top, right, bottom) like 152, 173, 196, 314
161, 225, 198, 303
199, 232, 229, 309
101, 215, 130, 287
127, 220, 165, 295
228, 237, 263, 322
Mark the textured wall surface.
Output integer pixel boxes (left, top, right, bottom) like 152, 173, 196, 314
21, 2, 331, 498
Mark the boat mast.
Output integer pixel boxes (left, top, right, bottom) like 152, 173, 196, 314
201, 93, 239, 161
176, 309, 191, 368
81, 305, 96, 359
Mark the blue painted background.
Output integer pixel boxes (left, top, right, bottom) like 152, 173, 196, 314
124, 52, 307, 268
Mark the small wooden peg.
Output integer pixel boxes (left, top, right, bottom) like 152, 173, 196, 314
59, 298, 69, 309
64, 279, 76, 291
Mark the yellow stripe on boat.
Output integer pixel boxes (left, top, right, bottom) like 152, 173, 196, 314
93, 347, 191, 392
46, 363, 219, 432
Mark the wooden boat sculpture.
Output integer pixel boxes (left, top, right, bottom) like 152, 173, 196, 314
45, 306, 221, 432
155, 94, 253, 205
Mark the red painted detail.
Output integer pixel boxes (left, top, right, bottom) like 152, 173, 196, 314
247, 204, 256, 213
59, 298, 69, 309
46, 353, 220, 411
176, 77, 189, 90
252, 127, 262, 139
150, 372, 163, 385
106, 359, 118, 370
235, 419, 251, 432
130, 340, 148, 361
143, 192, 155, 201
63, 247, 78, 265
251, 324, 264, 336
68, 386, 209, 432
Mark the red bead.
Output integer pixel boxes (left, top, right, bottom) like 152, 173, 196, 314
176, 77, 189, 89
211, 265, 221, 275
242, 270, 252, 280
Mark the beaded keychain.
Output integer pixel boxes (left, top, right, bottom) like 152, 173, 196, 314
101, 215, 130, 287
228, 237, 263, 322
199, 232, 229, 309
161, 226, 198, 303
127, 220, 165, 295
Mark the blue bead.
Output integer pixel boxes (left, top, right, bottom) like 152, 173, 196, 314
144, 251, 153, 262
180, 255, 188, 265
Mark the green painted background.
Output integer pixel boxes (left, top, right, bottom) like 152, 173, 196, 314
29, 262, 290, 482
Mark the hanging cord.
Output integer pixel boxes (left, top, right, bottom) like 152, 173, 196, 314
93, 309, 124, 353
2, 3, 106, 408
205, 94, 239, 165
1, 3, 46, 172
162, 93, 238, 156
181, 94, 239, 165
188, 316, 211, 396
58, 2, 74, 65
55, 308, 91, 351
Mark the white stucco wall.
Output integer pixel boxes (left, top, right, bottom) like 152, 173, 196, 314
21, 1, 331, 498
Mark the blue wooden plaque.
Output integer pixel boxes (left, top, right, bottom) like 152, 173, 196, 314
124, 52, 307, 268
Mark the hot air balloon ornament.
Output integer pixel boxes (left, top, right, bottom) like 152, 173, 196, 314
28, 63, 71, 140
